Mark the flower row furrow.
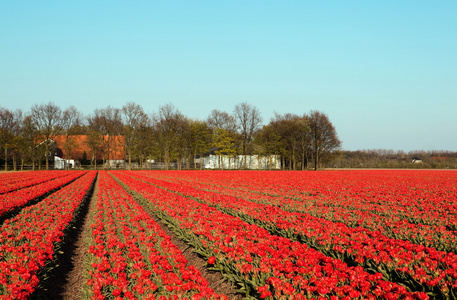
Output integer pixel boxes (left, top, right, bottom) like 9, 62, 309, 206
113, 171, 427, 300
0, 171, 87, 218
0, 171, 96, 299
84, 171, 226, 300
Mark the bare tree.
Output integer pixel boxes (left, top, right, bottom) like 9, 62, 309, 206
153, 104, 186, 170
308, 110, 341, 170
10, 110, 23, 171
234, 102, 262, 169
175, 117, 191, 170
0, 108, 23, 170
254, 124, 282, 170
136, 117, 153, 169
31, 103, 63, 170
207, 109, 237, 133
122, 102, 148, 170
88, 107, 123, 169
62, 106, 82, 169
296, 115, 311, 170
85, 128, 101, 169
0, 107, 14, 171
16, 115, 37, 170
189, 120, 212, 169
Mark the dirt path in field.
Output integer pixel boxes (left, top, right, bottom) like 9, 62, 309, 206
60, 174, 98, 300
32, 173, 98, 300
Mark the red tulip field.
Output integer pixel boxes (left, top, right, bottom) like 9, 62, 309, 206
1, 170, 456, 299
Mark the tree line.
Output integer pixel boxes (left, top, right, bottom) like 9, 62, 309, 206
0, 102, 341, 171
328, 149, 457, 169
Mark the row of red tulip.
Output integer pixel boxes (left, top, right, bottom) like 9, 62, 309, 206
0, 171, 87, 218
0, 171, 79, 194
148, 170, 457, 229
84, 171, 226, 300
0, 171, 96, 299
135, 171, 457, 254
119, 171, 457, 299
113, 171, 428, 300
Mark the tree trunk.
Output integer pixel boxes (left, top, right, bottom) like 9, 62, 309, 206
21, 158, 24, 171
13, 155, 17, 171
45, 142, 49, 170
314, 149, 319, 170
243, 147, 247, 169
128, 152, 132, 170
4, 148, 7, 171
164, 148, 170, 170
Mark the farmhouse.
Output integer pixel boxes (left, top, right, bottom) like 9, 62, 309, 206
52, 135, 125, 168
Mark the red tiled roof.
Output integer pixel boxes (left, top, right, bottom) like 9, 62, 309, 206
53, 135, 125, 161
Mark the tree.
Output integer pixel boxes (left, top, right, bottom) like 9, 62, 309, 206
308, 110, 341, 170
175, 117, 191, 170
269, 113, 298, 170
121, 102, 148, 170
254, 124, 282, 170
234, 102, 262, 169
189, 120, 212, 169
207, 109, 237, 133
62, 106, 82, 169
135, 117, 153, 169
85, 128, 101, 169
213, 128, 237, 170
0, 108, 23, 171
17, 115, 38, 170
152, 104, 186, 170
88, 107, 123, 169
31, 102, 63, 170
0, 108, 14, 170
295, 115, 311, 170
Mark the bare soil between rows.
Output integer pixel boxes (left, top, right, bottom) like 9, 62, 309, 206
30, 174, 97, 300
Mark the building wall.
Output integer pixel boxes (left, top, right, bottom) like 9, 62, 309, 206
203, 155, 281, 170
54, 156, 75, 169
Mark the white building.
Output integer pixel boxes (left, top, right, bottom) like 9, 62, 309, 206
54, 156, 76, 169
203, 155, 281, 170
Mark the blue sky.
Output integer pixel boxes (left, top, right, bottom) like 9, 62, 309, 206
1, 1, 456, 151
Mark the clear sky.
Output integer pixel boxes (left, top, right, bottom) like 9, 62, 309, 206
1, 1, 456, 151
